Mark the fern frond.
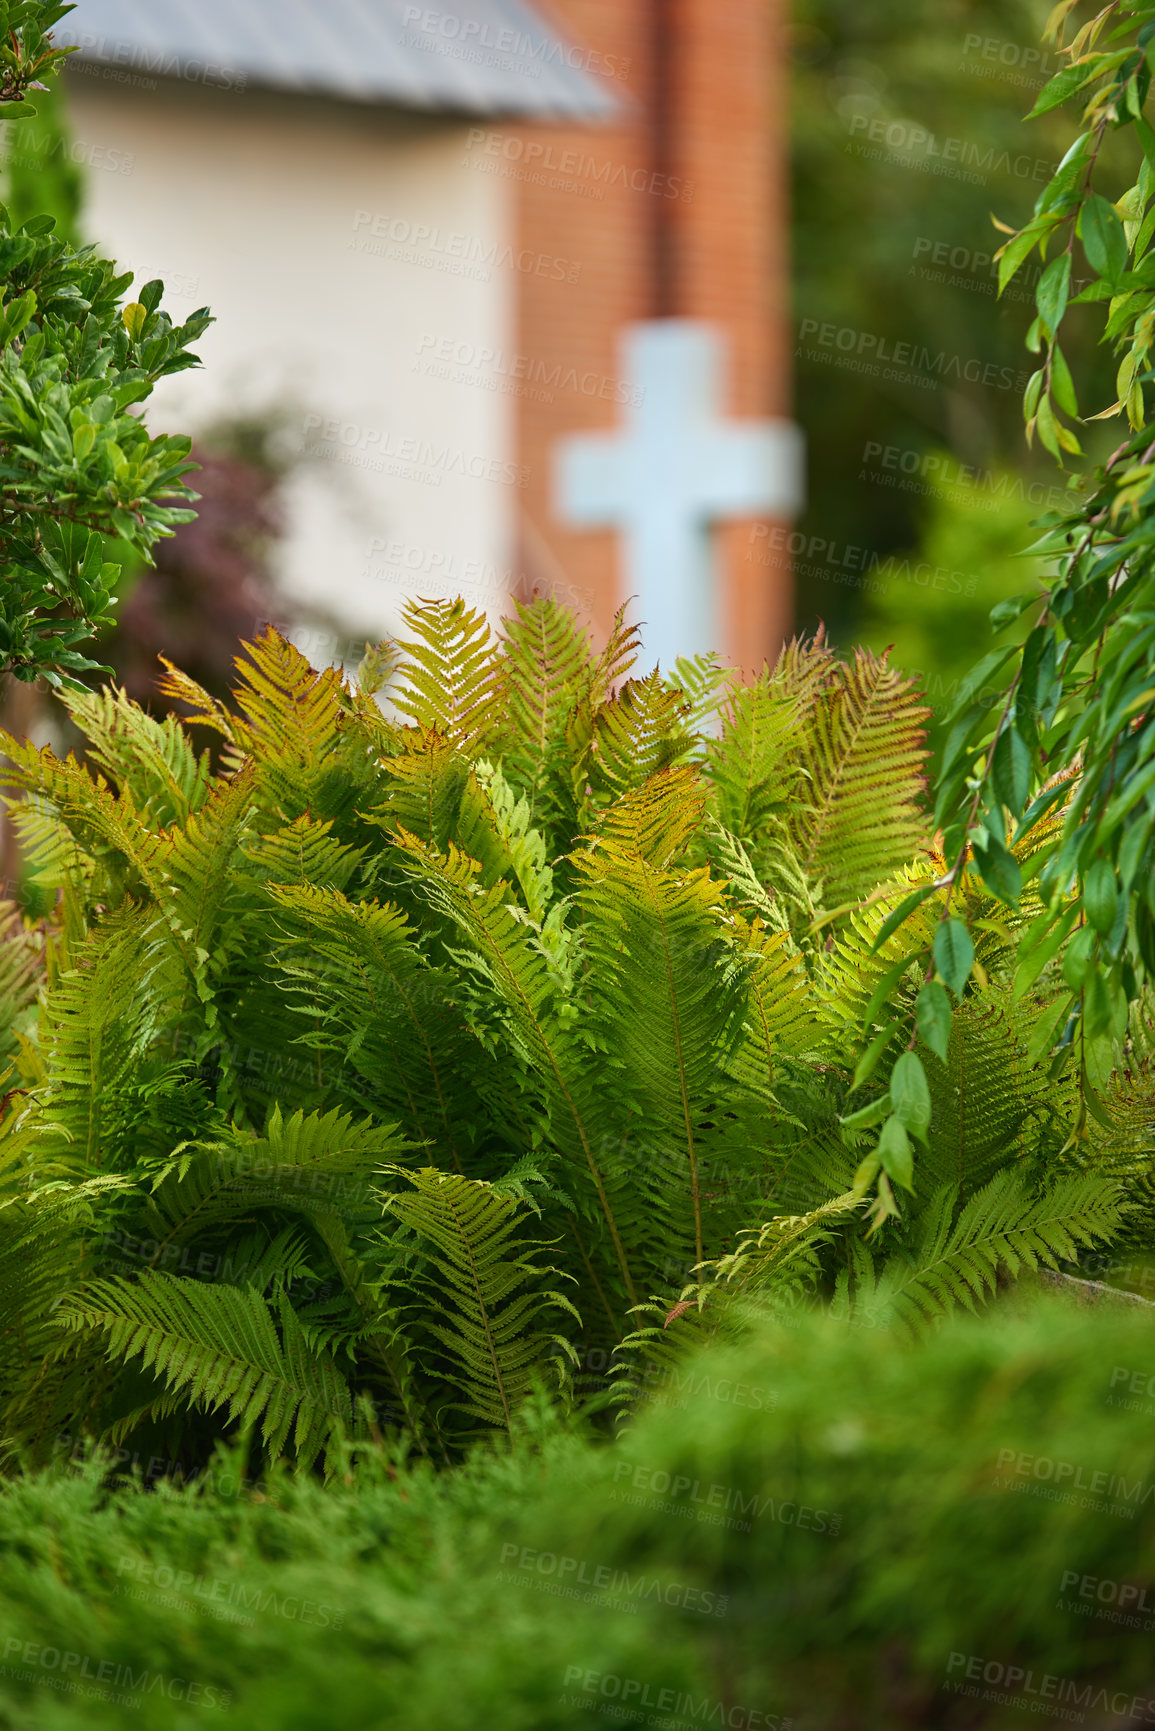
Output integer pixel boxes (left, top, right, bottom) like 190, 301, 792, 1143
55, 1273, 357, 1470
883, 1171, 1124, 1330
380, 1166, 578, 1431
792, 647, 931, 908
495, 595, 598, 821
591, 673, 697, 798
701, 1189, 864, 1297
706, 671, 804, 854
62, 684, 212, 828
269, 884, 484, 1168
393, 598, 503, 747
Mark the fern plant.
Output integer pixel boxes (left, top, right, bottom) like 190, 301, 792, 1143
0, 596, 1140, 1473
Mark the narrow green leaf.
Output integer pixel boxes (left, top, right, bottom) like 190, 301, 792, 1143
863, 951, 922, 1030
1026, 59, 1100, 118
1012, 904, 1079, 1003
870, 885, 938, 955
998, 225, 1047, 295
1027, 990, 1075, 1064
934, 919, 975, 999
915, 981, 952, 1062
991, 726, 1033, 816
840, 1093, 892, 1132
877, 1114, 914, 1191
1061, 926, 1096, 992
853, 1023, 902, 1091
972, 832, 1023, 905
1084, 858, 1120, 935
1051, 344, 1079, 418
1036, 253, 1072, 335
890, 1051, 931, 1143
1081, 192, 1129, 282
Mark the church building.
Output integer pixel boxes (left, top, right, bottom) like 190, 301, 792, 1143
57, 0, 800, 672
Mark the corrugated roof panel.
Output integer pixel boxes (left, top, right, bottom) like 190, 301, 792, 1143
57, 0, 621, 120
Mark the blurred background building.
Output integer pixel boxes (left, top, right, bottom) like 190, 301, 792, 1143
53, 0, 801, 675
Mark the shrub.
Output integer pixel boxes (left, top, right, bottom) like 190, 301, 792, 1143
1, 1294, 1154, 1728
0, 600, 1139, 1473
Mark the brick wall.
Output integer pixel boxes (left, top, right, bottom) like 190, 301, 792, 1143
512, 0, 794, 672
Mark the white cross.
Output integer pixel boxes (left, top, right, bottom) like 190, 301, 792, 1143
553, 320, 804, 670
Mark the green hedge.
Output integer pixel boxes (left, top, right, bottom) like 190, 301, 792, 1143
3, 1291, 1155, 1729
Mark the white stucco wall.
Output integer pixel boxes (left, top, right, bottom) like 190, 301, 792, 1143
62, 71, 516, 652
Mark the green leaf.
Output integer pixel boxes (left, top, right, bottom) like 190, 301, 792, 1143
915, 981, 952, 1063
1012, 904, 1079, 1003
853, 1022, 903, 1091
999, 225, 1047, 295
870, 883, 939, 954
1027, 991, 1074, 1064
1081, 192, 1129, 282
1084, 858, 1120, 935
989, 593, 1038, 631
877, 1113, 914, 1191
1035, 394, 1063, 461
991, 726, 1032, 816
863, 950, 922, 1030
890, 1050, 932, 1144
1083, 968, 1113, 1040
1036, 254, 1072, 336
934, 919, 975, 999
1026, 59, 1100, 118
1051, 344, 1079, 418
840, 1093, 892, 1132
122, 301, 148, 341
972, 831, 1023, 906
1061, 926, 1096, 992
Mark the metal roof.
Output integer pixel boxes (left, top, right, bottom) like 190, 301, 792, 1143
57, 0, 621, 121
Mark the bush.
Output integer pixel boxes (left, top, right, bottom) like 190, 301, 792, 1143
2, 1291, 1154, 1729
0, 602, 1137, 1475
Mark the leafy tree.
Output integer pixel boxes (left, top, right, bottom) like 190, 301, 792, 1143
0, 3, 207, 690
860, 0, 1155, 1220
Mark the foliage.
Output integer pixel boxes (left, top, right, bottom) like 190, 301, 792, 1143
0, 598, 1140, 1471
0, 2, 208, 689
0, 1296, 1154, 1727
789, 0, 1116, 648
856, 469, 1050, 755
0, 75, 80, 243
866, 0, 1155, 1210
